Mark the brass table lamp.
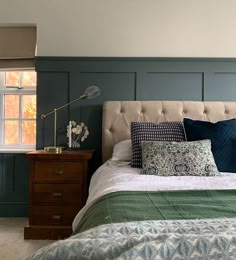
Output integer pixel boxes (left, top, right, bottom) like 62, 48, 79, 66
41, 86, 100, 153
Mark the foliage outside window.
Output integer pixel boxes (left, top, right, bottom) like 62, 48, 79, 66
0, 71, 36, 150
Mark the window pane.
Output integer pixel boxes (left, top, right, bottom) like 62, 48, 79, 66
22, 120, 36, 145
22, 71, 37, 87
5, 71, 20, 86
22, 95, 36, 119
4, 120, 19, 144
4, 95, 19, 118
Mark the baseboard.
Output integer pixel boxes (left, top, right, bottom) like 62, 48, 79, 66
0, 203, 28, 217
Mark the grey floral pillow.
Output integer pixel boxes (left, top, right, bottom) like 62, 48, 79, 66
141, 139, 220, 176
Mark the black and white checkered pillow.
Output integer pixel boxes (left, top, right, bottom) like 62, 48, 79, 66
131, 121, 186, 168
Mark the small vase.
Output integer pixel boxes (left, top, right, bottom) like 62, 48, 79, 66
71, 140, 80, 149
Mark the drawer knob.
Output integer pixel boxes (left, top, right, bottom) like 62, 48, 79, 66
55, 169, 63, 175
52, 192, 62, 197
52, 215, 62, 220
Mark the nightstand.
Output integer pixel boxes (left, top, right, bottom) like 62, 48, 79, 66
24, 149, 94, 240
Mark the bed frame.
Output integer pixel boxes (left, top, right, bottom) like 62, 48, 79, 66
102, 101, 236, 162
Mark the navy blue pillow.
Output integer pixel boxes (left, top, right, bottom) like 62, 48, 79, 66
131, 121, 186, 168
184, 118, 236, 172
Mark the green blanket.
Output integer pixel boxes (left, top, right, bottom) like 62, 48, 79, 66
74, 190, 236, 234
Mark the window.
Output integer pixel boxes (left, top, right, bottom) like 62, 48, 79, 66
0, 70, 36, 150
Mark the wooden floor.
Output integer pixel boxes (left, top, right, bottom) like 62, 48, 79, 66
0, 218, 55, 260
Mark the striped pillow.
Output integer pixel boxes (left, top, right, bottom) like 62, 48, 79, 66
131, 121, 186, 168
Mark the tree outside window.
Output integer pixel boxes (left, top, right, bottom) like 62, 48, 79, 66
0, 71, 36, 149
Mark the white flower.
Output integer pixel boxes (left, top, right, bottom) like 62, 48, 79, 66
71, 127, 77, 134
76, 125, 82, 131
84, 130, 89, 137
71, 121, 77, 127
67, 120, 89, 145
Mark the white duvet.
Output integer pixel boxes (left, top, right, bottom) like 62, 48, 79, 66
72, 160, 236, 231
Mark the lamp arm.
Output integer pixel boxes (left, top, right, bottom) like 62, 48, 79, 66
41, 94, 87, 147
41, 94, 87, 119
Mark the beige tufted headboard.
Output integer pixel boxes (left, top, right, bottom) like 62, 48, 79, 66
102, 101, 236, 162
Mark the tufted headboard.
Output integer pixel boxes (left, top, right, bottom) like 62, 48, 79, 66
102, 101, 236, 162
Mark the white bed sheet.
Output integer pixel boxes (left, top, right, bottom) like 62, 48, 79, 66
72, 160, 236, 231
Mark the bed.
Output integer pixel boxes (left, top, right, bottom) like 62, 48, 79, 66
27, 101, 236, 259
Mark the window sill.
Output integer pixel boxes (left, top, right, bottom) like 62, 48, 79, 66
0, 148, 35, 154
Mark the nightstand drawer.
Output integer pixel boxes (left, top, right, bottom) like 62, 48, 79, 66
31, 206, 79, 226
33, 184, 83, 204
34, 161, 83, 181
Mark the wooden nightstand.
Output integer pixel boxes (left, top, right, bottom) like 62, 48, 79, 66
24, 149, 94, 240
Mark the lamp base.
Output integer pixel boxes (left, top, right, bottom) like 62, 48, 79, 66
44, 146, 65, 154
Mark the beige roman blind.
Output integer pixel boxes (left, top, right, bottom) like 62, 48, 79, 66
0, 26, 36, 69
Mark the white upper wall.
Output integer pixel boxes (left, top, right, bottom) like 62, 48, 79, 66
1, 0, 236, 57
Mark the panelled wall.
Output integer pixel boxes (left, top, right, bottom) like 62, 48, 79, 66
0, 154, 29, 216
2, 57, 236, 216
36, 57, 236, 166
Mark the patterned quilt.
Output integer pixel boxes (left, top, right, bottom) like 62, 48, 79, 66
27, 218, 236, 260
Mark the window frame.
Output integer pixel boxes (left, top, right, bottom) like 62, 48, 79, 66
0, 70, 36, 151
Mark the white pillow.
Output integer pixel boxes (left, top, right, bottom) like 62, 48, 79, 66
111, 140, 132, 161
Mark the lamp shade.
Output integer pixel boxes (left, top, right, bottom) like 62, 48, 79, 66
85, 86, 100, 99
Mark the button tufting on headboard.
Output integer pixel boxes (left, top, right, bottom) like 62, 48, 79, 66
102, 101, 236, 162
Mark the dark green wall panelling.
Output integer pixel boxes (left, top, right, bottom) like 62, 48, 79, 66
139, 72, 203, 100
0, 154, 29, 216
205, 73, 236, 101
37, 72, 70, 148
36, 57, 236, 166
2, 57, 236, 217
